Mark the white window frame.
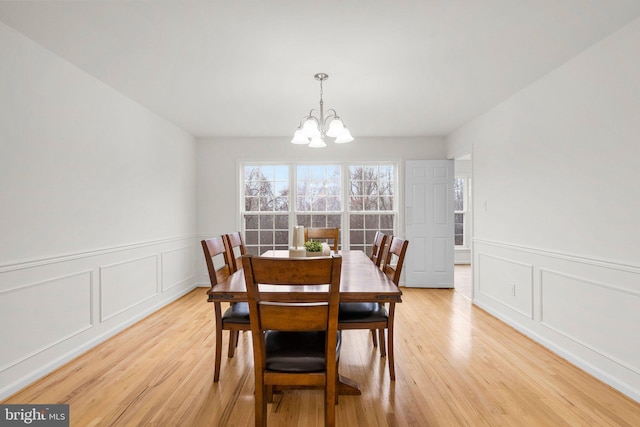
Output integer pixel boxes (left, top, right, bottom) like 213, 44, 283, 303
239, 161, 399, 254
454, 176, 472, 249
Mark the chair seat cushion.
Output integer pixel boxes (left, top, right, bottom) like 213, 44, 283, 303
338, 302, 388, 322
265, 331, 342, 372
221, 302, 251, 324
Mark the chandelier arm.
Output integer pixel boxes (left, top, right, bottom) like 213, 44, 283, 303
297, 112, 320, 128
322, 109, 340, 127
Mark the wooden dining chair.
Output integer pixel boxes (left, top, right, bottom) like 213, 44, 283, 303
364, 231, 388, 348
225, 231, 247, 272
242, 254, 343, 427
304, 227, 339, 251
201, 237, 251, 382
369, 231, 388, 268
338, 236, 408, 380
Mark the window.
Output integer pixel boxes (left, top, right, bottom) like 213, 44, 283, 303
241, 162, 397, 256
348, 165, 395, 254
243, 165, 290, 255
295, 165, 342, 238
454, 177, 470, 247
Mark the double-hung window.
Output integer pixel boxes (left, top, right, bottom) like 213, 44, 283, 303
243, 165, 290, 255
454, 176, 470, 247
347, 164, 395, 254
241, 162, 397, 256
295, 164, 343, 237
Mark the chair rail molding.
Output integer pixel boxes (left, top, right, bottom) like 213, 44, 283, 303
473, 238, 640, 273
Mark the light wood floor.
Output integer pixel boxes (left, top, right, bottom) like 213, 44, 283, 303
4, 287, 639, 426
454, 264, 472, 299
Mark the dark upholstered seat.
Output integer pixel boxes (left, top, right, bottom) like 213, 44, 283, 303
338, 303, 387, 323
265, 331, 342, 372
222, 302, 251, 325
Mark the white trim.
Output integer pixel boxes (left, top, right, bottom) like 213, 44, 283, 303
474, 238, 640, 274
0, 235, 197, 273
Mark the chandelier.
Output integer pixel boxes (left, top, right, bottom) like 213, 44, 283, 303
291, 73, 354, 148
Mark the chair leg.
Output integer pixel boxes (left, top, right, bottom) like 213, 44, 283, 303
378, 329, 386, 357
326, 389, 336, 427
228, 330, 239, 357
214, 329, 223, 382
266, 385, 274, 403
370, 329, 378, 347
326, 362, 338, 426
335, 359, 340, 405
255, 382, 267, 427
388, 304, 396, 380
213, 306, 223, 382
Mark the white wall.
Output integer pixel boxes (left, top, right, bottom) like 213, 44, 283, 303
447, 17, 640, 401
0, 22, 198, 399
196, 136, 446, 283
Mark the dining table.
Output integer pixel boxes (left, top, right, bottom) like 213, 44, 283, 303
206, 249, 402, 395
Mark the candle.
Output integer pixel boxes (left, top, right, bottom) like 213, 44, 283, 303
295, 225, 305, 248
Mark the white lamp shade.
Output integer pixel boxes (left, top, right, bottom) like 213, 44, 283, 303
301, 118, 321, 137
291, 130, 310, 144
308, 136, 327, 148
334, 128, 353, 143
326, 118, 345, 137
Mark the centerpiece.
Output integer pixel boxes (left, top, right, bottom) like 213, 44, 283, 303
305, 240, 323, 257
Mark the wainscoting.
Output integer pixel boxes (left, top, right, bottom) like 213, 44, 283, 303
473, 239, 640, 402
0, 236, 198, 400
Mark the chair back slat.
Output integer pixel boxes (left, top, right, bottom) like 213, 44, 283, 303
224, 231, 246, 272
260, 304, 329, 331
369, 231, 388, 267
304, 227, 339, 252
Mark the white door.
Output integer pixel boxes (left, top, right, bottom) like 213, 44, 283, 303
405, 160, 454, 288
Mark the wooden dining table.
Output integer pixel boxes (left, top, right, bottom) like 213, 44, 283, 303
206, 249, 402, 395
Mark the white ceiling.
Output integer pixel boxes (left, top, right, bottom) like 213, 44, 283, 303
2, 0, 640, 138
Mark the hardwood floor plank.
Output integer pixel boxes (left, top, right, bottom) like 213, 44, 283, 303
3, 287, 639, 426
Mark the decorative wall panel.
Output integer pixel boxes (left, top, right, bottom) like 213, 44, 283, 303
0, 271, 92, 371
477, 253, 533, 318
161, 246, 194, 291
100, 255, 158, 322
540, 269, 640, 374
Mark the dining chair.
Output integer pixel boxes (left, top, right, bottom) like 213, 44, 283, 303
304, 227, 339, 251
365, 231, 388, 348
201, 237, 251, 382
338, 236, 409, 380
242, 254, 343, 427
225, 231, 247, 272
